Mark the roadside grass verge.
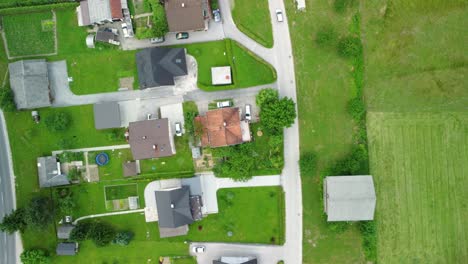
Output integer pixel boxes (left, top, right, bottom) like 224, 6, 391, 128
185, 39, 276, 91
284, 0, 366, 263
367, 112, 468, 263
232, 0, 273, 48
2, 11, 55, 57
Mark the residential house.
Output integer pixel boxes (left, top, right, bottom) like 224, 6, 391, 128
76, 0, 123, 26
195, 107, 251, 148
323, 175, 376, 221
37, 156, 70, 188
93, 102, 122, 130
136, 47, 188, 88
127, 118, 175, 160
155, 186, 195, 237
8, 59, 51, 109
56, 242, 78, 256
164, 0, 206, 32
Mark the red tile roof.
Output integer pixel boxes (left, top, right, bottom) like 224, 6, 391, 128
110, 0, 123, 19
195, 108, 243, 148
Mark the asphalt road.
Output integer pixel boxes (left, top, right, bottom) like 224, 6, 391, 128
0, 110, 16, 264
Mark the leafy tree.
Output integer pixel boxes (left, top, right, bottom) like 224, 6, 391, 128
337, 36, 362, 58
88, 222, 116, 247
260, 97, 296, 133
113, 231, 134, 246
20, 249, 50, 264
347, 97, 365, 121
44, 112, 71, 132
256, 88, 279, 108
331, 144, 369, 175
213, 144, 256, 181
69, 222, 91, 241
315, 26, 337, 48
0, 87, 16, 112
299, 152, 317, 177
24, 196, 54, 229
0, 208, 26, 233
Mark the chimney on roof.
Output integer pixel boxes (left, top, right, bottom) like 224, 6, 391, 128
153, 144, 157, 150
223, 121, 226, 127
181, 3, 185, 7
142, 136, 147, 140
170, 203, 175, 209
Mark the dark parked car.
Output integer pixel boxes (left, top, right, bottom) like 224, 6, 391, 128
176, 32, 189, 40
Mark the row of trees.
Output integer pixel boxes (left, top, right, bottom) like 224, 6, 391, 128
70, 221, 133, 247
0, 87, 16, 112
0, 196, 54, 233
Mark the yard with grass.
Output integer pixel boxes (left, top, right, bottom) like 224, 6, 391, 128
139, 135, 194, 178
285, 0, 365, 262
232, 0, 273, 48
2, 11, 55, 57
88, 148, 134, 181
185, 39, 276, 91
105, 184, 138, 200
367, 112, 468, 263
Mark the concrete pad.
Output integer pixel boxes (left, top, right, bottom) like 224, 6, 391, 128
160, 103, 184, 136
118, 98, 163, 127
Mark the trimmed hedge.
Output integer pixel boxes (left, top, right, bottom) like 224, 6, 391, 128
0, 2, 77, 15
0, 0, 74, 9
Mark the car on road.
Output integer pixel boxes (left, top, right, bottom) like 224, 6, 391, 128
276, 9, 284, 22
175, 122, 182, 136
216, 100, 231, 108
192, 246, 205, 253
150, 37, 164, 44
121, 23, 130, 38
176, 32, 189, 40
245, 104, 251, 121
213, 9, 221, 22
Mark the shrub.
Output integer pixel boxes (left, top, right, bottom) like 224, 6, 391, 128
0, 87, 17, 112
113, 231, 134, 246
44, 112, 71, 132
70, 222, 91, 241
20, 249, 50, 264
331, 144, 369, 176
299, 152, 317, 177
315, 26, 337, 48
210, 0, 219, 10
88, 222, 116, 247
57, 191, 76, 215
337, 36, 362, 58
334, 0, 356, 13
359, 221, 377, 261
256, 88, 278, 108
347, 97, 365, 121
327, 220, 349, 234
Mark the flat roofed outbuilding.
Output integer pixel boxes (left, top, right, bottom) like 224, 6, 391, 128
8, 59, 51, 109
128, 118, 175, 160
164, 0, 205, 32
56, 242, 78, 256
324, 175, 376, 221
57, 224, 74, 240
136, 48, 188, 88
211, 66, 232, 85
93, 102, 122, 129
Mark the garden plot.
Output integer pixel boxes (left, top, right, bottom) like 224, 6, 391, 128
104, 184, 140, 211
2, 11, 56, 57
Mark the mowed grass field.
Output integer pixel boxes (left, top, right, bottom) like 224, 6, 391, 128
367, 112, 468, 263
232, 0, 273, 48
2, 11, 55, 57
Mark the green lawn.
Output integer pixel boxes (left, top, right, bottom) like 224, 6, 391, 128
232, 0, 273, 48
367, 112, 468, 263
88, 148, 134, 181
171, 257, 197, 264
105, 184, 138, 200
285, 0, 365, 263
139, 135, 195, 178
2, 11, 55, 57
185, 39, 276, 91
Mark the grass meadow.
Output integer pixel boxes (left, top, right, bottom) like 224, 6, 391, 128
367, 112, 468, 263
2, 11, 55, 56
232, 0, 273, 48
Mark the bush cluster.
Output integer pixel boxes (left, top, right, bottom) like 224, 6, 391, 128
44, 111, 71, 132
70, 221, 117, 247
0, 196, 54, 233
256, 88, 296, 135
338, 36, 362, 58
0, 87, 16, 112
359, 221, 377, 262
20, 249, 50, 264
0, 2, 77, 15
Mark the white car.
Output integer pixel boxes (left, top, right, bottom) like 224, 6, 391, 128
192, 246, 205, 253
121, 23, 130, 38
276, 9, 284, 22
175, 122, 182, 136
216, 100, 231, 108
245, 104, 252, 121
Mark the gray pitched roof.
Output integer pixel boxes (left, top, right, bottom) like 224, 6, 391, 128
136, 48, 188, 88
57, 224, 74, 239
93, 102, 122, 129
8, 60, 51, 109
324, 175, 376, 221
155, 186, 194, 228
37, 156, 70, 188
56, 242, 77, 256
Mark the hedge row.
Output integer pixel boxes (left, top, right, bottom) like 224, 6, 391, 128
0, 0, 75, 9
0, 2, 77, 15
